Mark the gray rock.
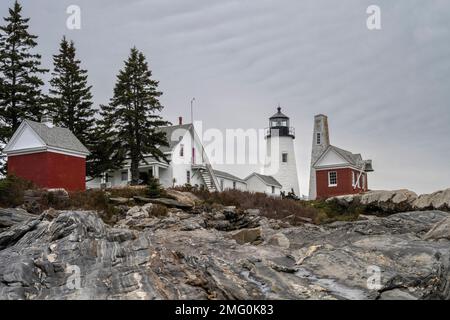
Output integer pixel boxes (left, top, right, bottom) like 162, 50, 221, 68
423, 216, 450, 240
134, 196, 193, 209
0, 208, 37, 228
230, 228, 261, 244
413, 189, 450, 211
0, 209, 450, 300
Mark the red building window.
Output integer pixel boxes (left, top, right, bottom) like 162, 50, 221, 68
328, 171, 337, 187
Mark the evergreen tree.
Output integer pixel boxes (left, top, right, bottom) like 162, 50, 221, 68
49, 36, 95, 145
0, 0, 48, 146
86, 118, 125, 180
101, 47, 170, 185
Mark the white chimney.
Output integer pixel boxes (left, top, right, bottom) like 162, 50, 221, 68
41, 114, 54, 128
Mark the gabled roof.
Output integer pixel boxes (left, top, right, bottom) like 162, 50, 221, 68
157, 124, 193, 153
314, 145, 373, 172
4, 120, 89, 155
213, 169, 246, 183
244, 172, 282, 187
329, 145, 362, 166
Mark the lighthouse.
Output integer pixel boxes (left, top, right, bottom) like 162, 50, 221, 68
263, 107, 300, 196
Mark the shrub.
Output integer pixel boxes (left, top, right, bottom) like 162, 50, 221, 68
0, 175, 36, 207
147, 177, 164, 198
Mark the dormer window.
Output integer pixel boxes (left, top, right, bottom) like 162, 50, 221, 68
316, 133, 321, 145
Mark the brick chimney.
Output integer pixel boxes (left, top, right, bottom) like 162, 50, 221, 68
178, 116, 183, 125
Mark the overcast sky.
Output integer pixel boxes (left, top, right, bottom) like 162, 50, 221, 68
2, 0, 449, 195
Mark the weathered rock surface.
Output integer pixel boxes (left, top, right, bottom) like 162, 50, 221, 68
0, 208, 450, 300
413, 189, 450, 211
133, 196, 193, 209
165, 190, 200, 207
329, 189, 450, 214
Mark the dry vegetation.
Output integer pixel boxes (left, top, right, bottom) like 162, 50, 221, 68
0, 175, 363, 225
175, 187, 363, 224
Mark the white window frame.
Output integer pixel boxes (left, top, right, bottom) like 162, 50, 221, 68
328, 171, 337, 187
121, 171, 128, 182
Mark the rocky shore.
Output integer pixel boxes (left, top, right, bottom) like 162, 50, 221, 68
1, 195, 449, 300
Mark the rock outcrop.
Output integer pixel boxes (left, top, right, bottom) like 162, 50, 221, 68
413, 189, 450, 211
328, 189, 450, 214
1, 206, 450, 300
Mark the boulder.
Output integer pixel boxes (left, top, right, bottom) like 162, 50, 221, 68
267, 233, 290, 249
133, 196, 193, 210
423, 216, 450, 240
413, 189, 450, 211
360, 190, 418, 213
0, 208, 37, 228
165, 189, 200, 207
230, 227, 261, 244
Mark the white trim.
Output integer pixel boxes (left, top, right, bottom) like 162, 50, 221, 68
313, 146, 349, 167
328, 171, 338, 187
3, 121, 46, 152
4, 120, 89, 157
6, 147, 87, 158
315, 164, 364, 172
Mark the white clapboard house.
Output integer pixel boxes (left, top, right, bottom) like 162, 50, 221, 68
88, 108, 300, 196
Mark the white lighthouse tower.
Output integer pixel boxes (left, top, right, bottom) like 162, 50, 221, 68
263, 107, 300, 196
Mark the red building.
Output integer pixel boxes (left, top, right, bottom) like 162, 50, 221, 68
309, 115, 374, 200
3, 117, 90, 191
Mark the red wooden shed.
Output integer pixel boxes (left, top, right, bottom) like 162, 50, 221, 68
3, 118, 90, 191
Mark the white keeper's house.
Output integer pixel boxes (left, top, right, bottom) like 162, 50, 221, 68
88, 107, 300, 196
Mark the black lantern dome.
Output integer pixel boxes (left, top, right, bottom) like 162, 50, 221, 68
265, 106, 295, 139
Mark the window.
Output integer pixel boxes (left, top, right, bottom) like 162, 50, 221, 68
271, 186, 275, 194
121, 171, 128, 181
281, 120, 287, 126
186, 170, 191, 184
328, 171, 337, 187
220, 179, 224, 190
352, 171, 356, 187
282, 153, 288, 163
180, 144, 184, 157
316, 132, 321, 145
233, 181, 236, 189
362, 174, 366, 190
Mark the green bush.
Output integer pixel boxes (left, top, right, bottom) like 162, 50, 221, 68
0, 175, 35, 207
147, 177, 163, 198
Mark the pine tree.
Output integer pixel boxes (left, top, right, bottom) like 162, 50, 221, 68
86, 118, 125, 180
101, 47, 170, 185
0, 0, 48, 146
49, 36, 95, 145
